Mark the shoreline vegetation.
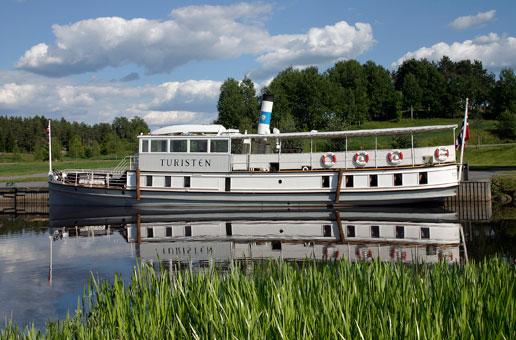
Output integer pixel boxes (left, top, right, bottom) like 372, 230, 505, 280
1, 259, 514, 339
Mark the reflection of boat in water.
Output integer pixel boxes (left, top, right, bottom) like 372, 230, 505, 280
49, 206, 465, 265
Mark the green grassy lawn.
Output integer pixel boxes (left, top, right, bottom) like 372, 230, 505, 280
464, 144, 516, 166
0, 159, 120, 177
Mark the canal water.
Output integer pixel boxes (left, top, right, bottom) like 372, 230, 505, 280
0, 204, 514, 329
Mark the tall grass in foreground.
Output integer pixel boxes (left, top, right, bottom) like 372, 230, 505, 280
2, 259, 515, 339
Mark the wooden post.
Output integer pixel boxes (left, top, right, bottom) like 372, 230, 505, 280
335, 170, 343, 204
136, 213, 141, 244
335, 211, 344, 244
136, 168, 141, 200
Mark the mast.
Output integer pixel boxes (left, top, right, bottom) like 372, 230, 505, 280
48, 120, 52, 175
458, 98, 468, 181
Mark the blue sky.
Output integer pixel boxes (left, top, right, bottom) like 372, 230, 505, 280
0, 0, 515, 127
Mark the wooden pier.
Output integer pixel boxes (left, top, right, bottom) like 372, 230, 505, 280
0, 187, 48, 215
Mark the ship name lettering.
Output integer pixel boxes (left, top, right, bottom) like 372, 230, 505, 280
160, 158, 212, 167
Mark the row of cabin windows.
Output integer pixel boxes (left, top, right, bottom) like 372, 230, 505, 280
147, 223, 234, 239
322, 172, 428, 188
146, 224, 430, 240
145, 176, 191, 188
147, 226, 192, 238
346, 225, 430, 239
145, 176, 229, 191
141, 139, 229, 153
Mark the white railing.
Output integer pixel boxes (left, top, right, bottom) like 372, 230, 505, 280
50, 155, 138, 188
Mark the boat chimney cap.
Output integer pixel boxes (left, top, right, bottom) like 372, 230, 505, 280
262, 94, 274, 102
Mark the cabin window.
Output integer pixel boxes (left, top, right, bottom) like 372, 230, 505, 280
345, 175, 354, 188
210, 139, 229, 153
346, 225, 355, 237
225, 177, 231, 191
419, 172, 428, 185
184, 176, 191, 188
394, 173, 403, 186
147, 228, 153, 238
396, 226, 404, 239
426, 246, 437, 256
226, 222, 232, 236
421, 227, 430, 239
170, 140, 187, 153
150, 140, 167, 152
369, 174, 378, 187
271, 241, 282, 250
146, 175, 153, 187
371, 225, 380, 238
323, 224, 332, 237
166, 227, 172, 237
190, 139, 208, 153
165, 176, 171, 188
322, 176, 330, 188
185, 225, 192, 237
141, 140, 149, 152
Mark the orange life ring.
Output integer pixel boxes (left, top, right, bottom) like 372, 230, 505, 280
321, 152, 337, 167
434, 146, 450, 162
387, 150, 404, 164
354, 151, 369, 167
390, 246, 407, 261
356, 246, 373, 260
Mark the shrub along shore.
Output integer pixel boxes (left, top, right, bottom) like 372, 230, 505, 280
1, 259, 514, 339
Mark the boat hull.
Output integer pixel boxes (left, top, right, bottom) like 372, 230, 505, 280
49, 181, 456, 209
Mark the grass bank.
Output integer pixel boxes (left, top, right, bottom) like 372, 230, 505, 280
0, 159, 120, 177
1, 259, 514, 339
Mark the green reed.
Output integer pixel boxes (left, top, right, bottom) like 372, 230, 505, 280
1, 258, 515, 339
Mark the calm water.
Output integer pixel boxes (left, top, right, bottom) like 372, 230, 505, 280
0, 205, 514, 329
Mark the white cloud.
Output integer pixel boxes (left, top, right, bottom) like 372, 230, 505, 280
0, 71, 222, 127
16, 3, 374, 79
450, 10, 496, 30
142, 110, 203, 126
392, 33, 516, 69
254, 21, 374, 77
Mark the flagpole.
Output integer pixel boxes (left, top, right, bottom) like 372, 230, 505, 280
458, 98, 468, 181
48, 120, 52, 175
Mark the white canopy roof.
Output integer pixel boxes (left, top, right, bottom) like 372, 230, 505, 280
151, 124, 227, 135
228, 125, 457, 139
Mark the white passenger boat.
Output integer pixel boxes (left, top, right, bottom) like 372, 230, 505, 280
49, 95, 461, 208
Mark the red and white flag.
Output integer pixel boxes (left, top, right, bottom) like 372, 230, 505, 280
456, 108, 470, 149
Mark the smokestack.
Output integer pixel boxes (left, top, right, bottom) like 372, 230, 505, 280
258, 94, 273, 135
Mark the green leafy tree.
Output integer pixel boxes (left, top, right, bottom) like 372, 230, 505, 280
363, 61, 399, 120
68, 135, 84, 158
216, 78, 246, 129
327, 60, 369, 124
496, 110, 516, 139
492, 68, 516, 119
401, 73, 423, 114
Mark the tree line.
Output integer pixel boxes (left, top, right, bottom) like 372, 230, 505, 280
216, 57, 516, 139
1, 56, 515, 161
0, 116, 149, 160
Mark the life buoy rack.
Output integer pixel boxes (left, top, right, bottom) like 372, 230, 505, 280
321, 152, 337, 167
353, 151, 369, 167
434, 146, 450, 162
387, 150, 404, 164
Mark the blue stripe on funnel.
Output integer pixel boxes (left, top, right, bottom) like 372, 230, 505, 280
259, 111, 271, 124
